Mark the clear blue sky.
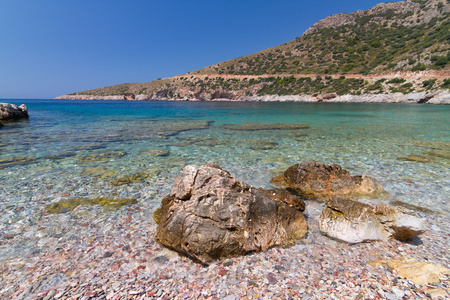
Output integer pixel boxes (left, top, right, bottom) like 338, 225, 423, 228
0, 0, 400, 99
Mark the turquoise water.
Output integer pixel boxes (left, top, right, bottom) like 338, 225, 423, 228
1, 100, 449, 229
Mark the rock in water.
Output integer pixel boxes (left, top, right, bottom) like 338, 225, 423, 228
271, 161, 386, 201
0, 103, 29, 121
154, 162, 307, 265
319, 198, 425, 243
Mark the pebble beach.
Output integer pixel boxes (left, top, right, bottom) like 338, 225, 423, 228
0, 100, 449, 299
1, 196, 449, 299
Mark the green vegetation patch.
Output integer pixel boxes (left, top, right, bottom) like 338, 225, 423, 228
45, 197, 137, 214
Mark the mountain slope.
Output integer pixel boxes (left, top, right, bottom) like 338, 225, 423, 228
194, 0, 450, 76
57, 0, 450, 102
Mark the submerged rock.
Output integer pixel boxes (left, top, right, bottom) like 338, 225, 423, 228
176, 137, 229, 147
271, 161, 386, 201
319, 198, 425, 243
397, 154, 432, 163
45, 197, 137, 213
111, 170, 158, 186
0, 103, 29, 121
248, 140, 279, 150
0, 156, 36, 169
154, 162, 307, 265
77, 151, 127, 164
222, 122, 309, 131
82, 167, 119, 180
138, 149, 170, 157
154, 120, 212, 136
368, 260, 449, 286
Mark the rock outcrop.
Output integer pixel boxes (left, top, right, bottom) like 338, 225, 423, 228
271, 161, 386, 201
154, 162, 307, 265
0, 103, 29, 121
124, 93, 135, 100
304, 0, 449, 35
319, 198, 425, 243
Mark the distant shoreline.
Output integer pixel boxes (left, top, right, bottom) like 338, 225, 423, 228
55, 90, 450, 105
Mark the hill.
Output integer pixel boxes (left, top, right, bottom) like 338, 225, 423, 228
57, 0, 450, 103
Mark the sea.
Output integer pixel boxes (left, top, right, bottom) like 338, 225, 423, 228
1, 99, 449, 241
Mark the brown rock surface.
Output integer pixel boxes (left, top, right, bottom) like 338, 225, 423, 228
154, 162, 307, 265
271, 161, 386, 201
258, 188, 305, 212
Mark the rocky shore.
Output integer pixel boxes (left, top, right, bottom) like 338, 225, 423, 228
55, 90, 450, 105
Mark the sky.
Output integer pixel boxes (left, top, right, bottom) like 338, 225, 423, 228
0, 0, 401, 99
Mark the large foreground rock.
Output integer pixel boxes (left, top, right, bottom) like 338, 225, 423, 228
154, 162, 307, 265
0, 103, 29, 121
319, 198, 425, 243
271, 161, 386, 201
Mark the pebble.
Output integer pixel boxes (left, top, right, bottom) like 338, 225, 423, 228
392, 286, 405, 299
385, 292, 398, 300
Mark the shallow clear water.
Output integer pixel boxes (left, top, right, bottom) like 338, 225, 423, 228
1, 99, 449, 231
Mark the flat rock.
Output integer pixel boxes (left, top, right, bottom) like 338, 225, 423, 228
271, 161, 386, 201
0, 103, 29, 121
397, 155, 432, 163
319, 198, 425, 243
138, 149, 170, 157
154, 162, 307, 265
368, 259, 449, 286
222, 122, 309, 131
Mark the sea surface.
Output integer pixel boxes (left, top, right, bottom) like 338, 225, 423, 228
1, 100, 449, 242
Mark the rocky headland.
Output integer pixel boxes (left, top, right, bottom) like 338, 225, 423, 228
55, 0, 450, 104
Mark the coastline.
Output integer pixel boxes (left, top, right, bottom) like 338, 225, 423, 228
55, 90, 450, 105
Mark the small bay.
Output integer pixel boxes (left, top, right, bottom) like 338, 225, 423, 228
0, 99, 449, 254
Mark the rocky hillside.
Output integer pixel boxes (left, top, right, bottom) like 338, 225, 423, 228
57, 0, 450, 102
